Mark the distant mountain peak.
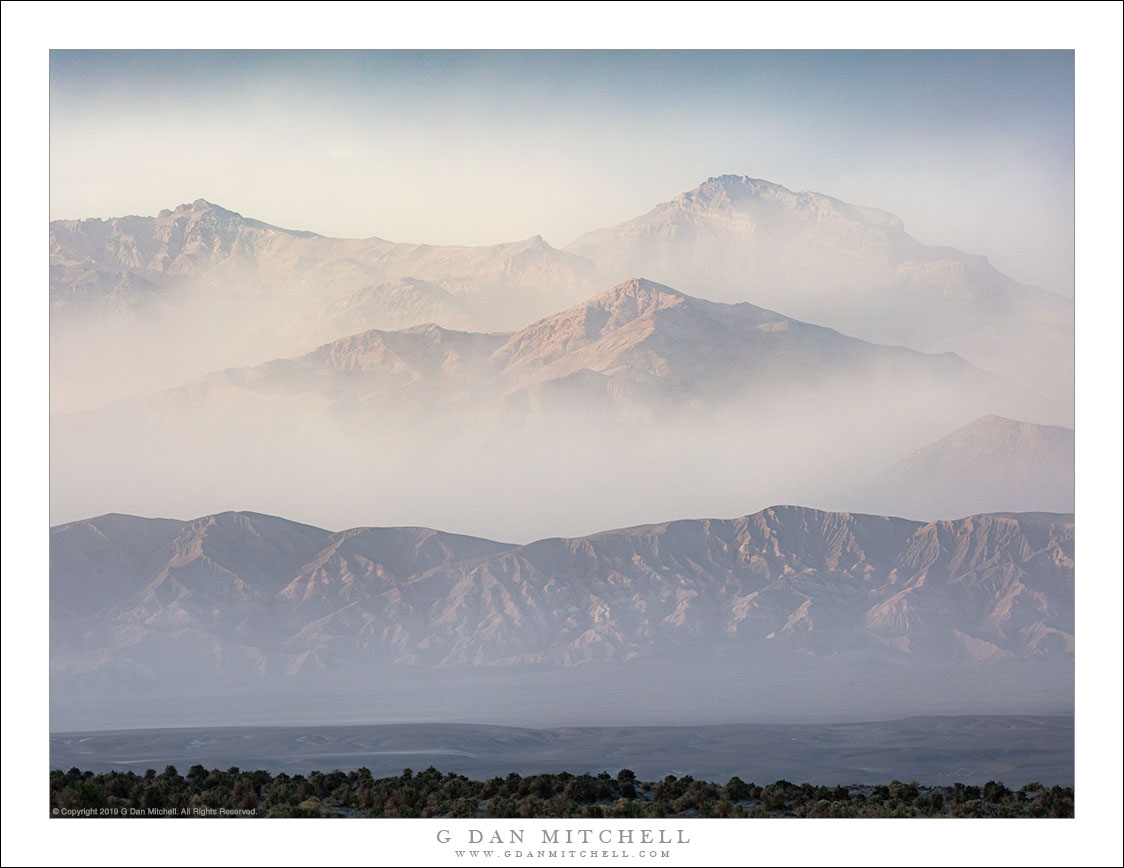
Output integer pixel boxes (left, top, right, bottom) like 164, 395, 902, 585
679, 174, 798, 204
676, 174, 904, 228
969, 414, 1062, 431
513, 277, 691, 345
699, 174, 789, 192
562, 173, 1076, 411
942, 414, 1074, 441
592, 277, 688, 306
580, 279, 796, 333
867, 415, 1075, 519
154, 198, 239, 219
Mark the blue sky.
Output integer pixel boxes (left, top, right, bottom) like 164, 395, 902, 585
50, 49, 1075, 294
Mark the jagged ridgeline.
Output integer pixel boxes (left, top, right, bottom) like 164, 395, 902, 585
50, 176, 1073, 412
51, 506, 1073, 680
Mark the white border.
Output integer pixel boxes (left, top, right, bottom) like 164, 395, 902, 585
4, 3, 1121, 866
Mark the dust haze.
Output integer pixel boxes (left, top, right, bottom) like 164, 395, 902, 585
50, 322, 1055, 542
47, 178, 1076, 762
49, 187, 1073, 540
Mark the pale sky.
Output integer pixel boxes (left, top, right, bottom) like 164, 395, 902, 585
50, 49, 1075, 295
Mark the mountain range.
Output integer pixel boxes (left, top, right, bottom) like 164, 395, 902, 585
50, 198, 597, 326
49, 278, 1054, 537
48, 178, 1077, 704
49, 176, 1074, 420
49, 199, 599, 410
568, 175, 1074, 408
51, 505, 1074, 689
79, 277, 1030, 417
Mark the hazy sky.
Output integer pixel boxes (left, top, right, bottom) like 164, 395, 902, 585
50, 50, 1075, 295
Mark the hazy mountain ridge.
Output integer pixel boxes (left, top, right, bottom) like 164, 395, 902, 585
49, 180, 1074, 545
863, 415, 1075, 519
567, 175, 1073, 408
50, 179, 1073, 421
50, 278, 1057, 538
51, 506, 1074, 684
63, 278, 1029, 419
49, 200, 602, 411
50, 199, 597, 317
